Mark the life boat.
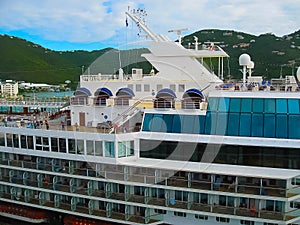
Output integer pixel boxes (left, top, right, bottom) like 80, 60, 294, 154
64, 214, 119, 225
0, 202, 47, 223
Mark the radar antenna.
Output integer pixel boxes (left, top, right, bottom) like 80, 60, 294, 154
168, 28, 189, 45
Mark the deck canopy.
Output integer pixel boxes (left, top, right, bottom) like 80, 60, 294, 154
116, 87, 135, 97
74, 87, 91, 96
183, 88, 204, 99
156, 88, 176, 99
94, 87, 113, 97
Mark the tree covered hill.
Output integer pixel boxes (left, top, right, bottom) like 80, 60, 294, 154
0, 35, 112, 85
0, 29, 299, 85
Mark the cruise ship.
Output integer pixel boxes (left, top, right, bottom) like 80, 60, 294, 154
1, 8, 300, 225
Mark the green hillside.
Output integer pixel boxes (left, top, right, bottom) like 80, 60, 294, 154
0, 29, 299, 85
0, 35, 112, 85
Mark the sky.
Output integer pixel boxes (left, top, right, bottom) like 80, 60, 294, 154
0, 0, 299, 51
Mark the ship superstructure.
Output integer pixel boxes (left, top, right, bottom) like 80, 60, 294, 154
0, 8, 300, 225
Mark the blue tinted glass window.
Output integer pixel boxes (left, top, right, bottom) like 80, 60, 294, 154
264, 99, 275, 113
239, 113, 251, 136
194, 116, 206, 134
182, 115, 195, 133
227, 113, 240, 136
276, 99, 287, 114
288, 99, 300, 114
216, 113, 228, 135
209, 112, 217, 134
207, 97, 219, 112
199, 116, 206, 134
288, 115, 300, 139
218, 98, 229, 112
150, 114, 163, 132
142, 113, 153, 131
172, 115, 181, 133
264, 114, 275, 138
193, 116, 200, 134
229, 98, 241, 113
252, 99, 264, 113
276, 114, 287, 138
205, 112, 212, 134
241, 98, 252, 113
251, 113, 263, 137
163, 114, 173, 133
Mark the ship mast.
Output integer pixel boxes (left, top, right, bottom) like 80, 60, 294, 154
125, 8, 162, 42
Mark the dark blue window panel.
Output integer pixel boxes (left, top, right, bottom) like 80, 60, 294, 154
209, 112, 217, 134
182, 115, 195, 133
216, 113, 228, 135
163, 114, 174, 133
199, 116, 206, 134
239, 113, 251, 136
264, 99, 275, 113
205, 111, 212, 134
288, 99, 300, 114
207, 97, 219, 112
193, 116, 206, 134
276, 114, 287, 138
264, 114, 275, 138
276, 99, 287, 114
252, 98, 264, 113
142, 113, 153, 131
288, 115, 300, 139
150, 114, 163, 132
241, 98, 252, 113
172, 115, 182, 133
218, 98, 230, 112
229, 98, 241, 113
251, 113, 263, 137
227, 113, 240, 136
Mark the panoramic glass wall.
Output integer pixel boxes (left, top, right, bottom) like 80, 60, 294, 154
142, 97, 300, 139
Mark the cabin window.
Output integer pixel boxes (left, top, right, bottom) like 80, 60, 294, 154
51, 137, 58, 152
68, 139, 76, 154
76, 139, 84, 154
86, 140, 94, 155
178, 84, 185, 92
59, 138, 66, 153
144, 84, 150, 92
95, 141, 103, 156
169, 84, 176, 92
195, 214, 208, 220
118, 141, 134, 158
0, 132, 5, 146
136, 84, 141, 92
105, 141, 115, 157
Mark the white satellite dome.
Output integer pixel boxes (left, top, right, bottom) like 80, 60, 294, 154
297, 67, 300, 82
239, 54, 251, 66
247, 61, 255, 69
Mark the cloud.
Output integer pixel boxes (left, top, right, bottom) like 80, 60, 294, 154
0, 0, 299, 49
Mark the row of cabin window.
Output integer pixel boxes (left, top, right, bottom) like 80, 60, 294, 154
127, 84, 185, 93
0, 134, 133, 158
208, 97, 300, 114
